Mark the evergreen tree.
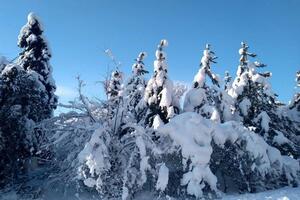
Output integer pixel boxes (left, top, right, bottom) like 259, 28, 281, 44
184, 44, 233, 122
121, 52, 148, 124
237, 42, 257, 77
104, 69, 124, 136
106, 70, 123, 100
0, 64, 50, 187
0, 13, 58, 188
144, 39, 179, 127
17, 12, 57, 118
224, 71, 232, 91
229, 42, 300, 158
124, 52, 148, 110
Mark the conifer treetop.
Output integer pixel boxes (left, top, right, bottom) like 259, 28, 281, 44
239, 42, 256, 66
193, 44, 219, 88
132, 52, 148, 76
18, 12, 45, 49
296, 71, 300, 87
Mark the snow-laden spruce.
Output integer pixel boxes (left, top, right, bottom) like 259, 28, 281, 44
184, 44, 233, 122
17, 12, 57, 118
123, 52, 149, 123
144, 39, 180, 127
106, 70, 123, 100
229, 42, 300, 158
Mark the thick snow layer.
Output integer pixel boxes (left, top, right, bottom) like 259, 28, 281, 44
156, 163, 169, 191
18, 12, 45, 47
213, 120, 293, 176
136, 134, 151, 186
27, 12, 40, 26
273, 131, 291, 145
183, 87, 206, 112
144, 77, 157, 105
222, 186, 300, 200
159, 113, 214, 165
158, 112, 299, 198
78, 127, 111, 188
153, 115, 163, 130
255, 111, 271, 132
210, 107, 221, 122
132, 184, 300, 200
229, 72, 248, 98
220, 91, 234, 121
201, 49, 210, 67
239, 98, 251, 116
132, 187, 300, 200
156, 70, 166, 87
154, 60, 167, 73
193, 67, 206, 87
159, 80, 174, 108
158, 112, 217, 197
229, 62, 275, 101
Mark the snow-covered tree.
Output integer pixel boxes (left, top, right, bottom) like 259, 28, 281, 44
123, 52, 148, 123
17, 12, 57, 118
184, 44, 217, 117
114, 52, 150, 140
144, 39, 179, 127
229, 42, 300, 158
45, 101, 299, 200
10, 39, 297, 200
105, 70, 123, 101
224, 71, 232, 91
0, 63, 50, 187
184, 44, 233, 122
237, 41, 257, 77
0, 13, 58, 189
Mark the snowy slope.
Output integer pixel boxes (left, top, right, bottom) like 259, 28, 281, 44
222, 186, 300, 200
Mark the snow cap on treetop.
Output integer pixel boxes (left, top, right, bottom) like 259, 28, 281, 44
27, 12, 43, 29
158, 39, 168, 48
112, 70, 122, 79
137, 52, 147, 62
132, 52, 148, 75
205, 43, 211, 49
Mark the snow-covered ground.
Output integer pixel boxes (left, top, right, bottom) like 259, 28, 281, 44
1, 187, 299, 200
132, 187, 300, 200
222, 187, 300, 200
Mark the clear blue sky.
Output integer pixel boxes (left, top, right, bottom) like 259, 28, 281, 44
0, 0, 299, 109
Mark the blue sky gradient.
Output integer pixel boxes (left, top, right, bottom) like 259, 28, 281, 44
0, 0, 299, 109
